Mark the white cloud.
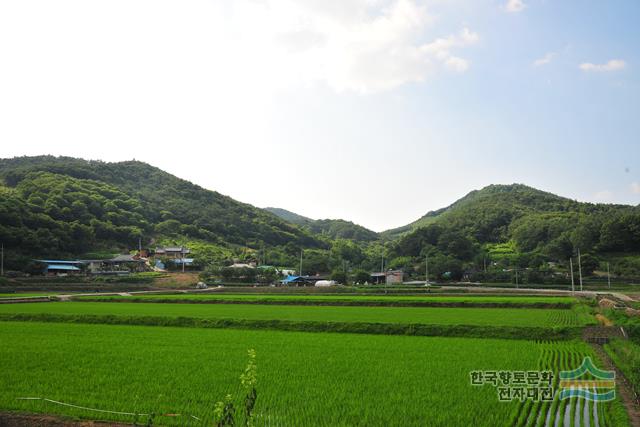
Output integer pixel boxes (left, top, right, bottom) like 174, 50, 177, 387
632, 182, 640, 194
505, 0, 526, 13
420, 28, 479, 74
445, 56, 470, 72
233, 0, 479, 93
533, 52, 555, 67
0, 0, 479, 101
579, 59, 626, 72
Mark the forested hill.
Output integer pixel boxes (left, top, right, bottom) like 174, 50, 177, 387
2, 156, 639, 278
386, 184, 640, 279
264, 208, 313, 226
0, 156, 323, 265
383, 184, 585, 238
265, 207, 379, 242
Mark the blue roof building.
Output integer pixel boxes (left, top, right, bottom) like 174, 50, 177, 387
35, 260, 84, 275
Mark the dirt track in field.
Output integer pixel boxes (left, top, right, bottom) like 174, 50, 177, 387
590, 344, 640, 427
0, 413, 131, 427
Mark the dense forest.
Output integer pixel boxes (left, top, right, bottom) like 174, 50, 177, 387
385, 184, 640, 281
0, 156, 324, 270
265, 207, 379, 242
1, 156, 639, 281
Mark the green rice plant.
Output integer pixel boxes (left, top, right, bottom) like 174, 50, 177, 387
0, 322, 629, 426
0, 302, 591, 327
0, 322, 613, 426
75, 293, 576, 309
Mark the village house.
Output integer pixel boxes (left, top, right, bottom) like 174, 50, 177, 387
153, 246, 191, 259
370, 270, 404, 285
36, 254, 147, 276
35, 260, 84, 276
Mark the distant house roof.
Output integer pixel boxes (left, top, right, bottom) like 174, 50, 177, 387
371, 270, 403, 277
229, 263, 254, 269
110, 254, 141, 263
282, 275, 325, 283
155, 247, 190, 253
46, 264, 81, 271
35, 260, 85, 265
173, 258, 195, 264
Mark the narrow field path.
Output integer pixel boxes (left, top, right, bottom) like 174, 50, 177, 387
0, 412, 130, 426
590, 343, 640, 427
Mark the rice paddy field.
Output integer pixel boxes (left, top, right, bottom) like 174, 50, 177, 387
75, 293, 577, 305
0, 301, 590, 327
0, 293, 631, 426
0, 292, 68, 298
0, 322, 627, 426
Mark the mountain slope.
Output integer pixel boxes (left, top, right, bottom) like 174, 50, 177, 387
265, 207, 379, 242
264, 207, 313, 226
384, 184, 614, 238
0, 156, 324, 262
388, 183, 640, 266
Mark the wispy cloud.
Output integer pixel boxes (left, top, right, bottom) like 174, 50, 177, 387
533, 52, 555, 67
579, 59, 626, 72
420, 28, 479, 73
632, 182, 640, 194
251, 0, 480, 94
505, 0, 526, 13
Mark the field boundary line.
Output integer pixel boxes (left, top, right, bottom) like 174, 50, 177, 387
72, 297, 573, 309
0, 313, 583, 340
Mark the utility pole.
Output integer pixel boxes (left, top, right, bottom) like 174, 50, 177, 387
607, 262, 611, 289
380, 254, 384, 273
299, 249, 303, 276
570, 258, 575, 294
181, 246, 185, 273
425, 255, 429, 285
578, 248, 583, 292
138, 237, 142, 253
483, 257, 487, 273
1, 243, 3, 277
515, 269, 519, 289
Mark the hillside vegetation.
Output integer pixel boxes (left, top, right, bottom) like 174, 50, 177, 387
265, 207, 379, 242
2, 156, 640, 282
0, 156, 324, 270
387, 184, 640, 281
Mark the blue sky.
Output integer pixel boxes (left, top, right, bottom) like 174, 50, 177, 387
0, 0, 638, 231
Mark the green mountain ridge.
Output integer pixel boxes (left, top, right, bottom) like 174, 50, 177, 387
1, 156, 639, 279
385, 183, 640, 280
264, 207, 313, 226
0, 156, 325, 269
265, 207, 379, 242
383, 184, 583, 238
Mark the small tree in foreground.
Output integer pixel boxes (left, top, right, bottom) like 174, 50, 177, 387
214, 349, 257, 427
